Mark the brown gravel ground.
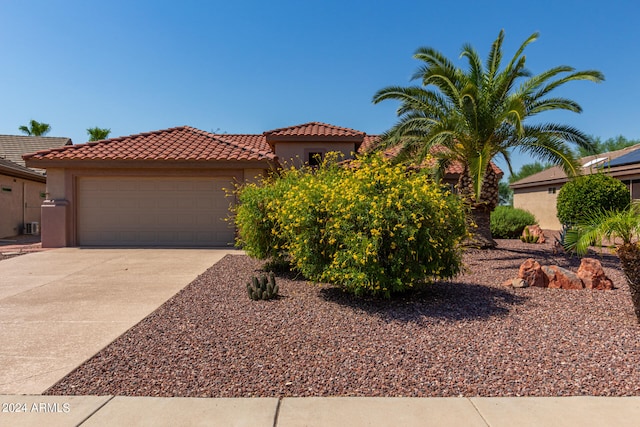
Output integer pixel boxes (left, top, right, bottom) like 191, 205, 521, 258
45, 238, 640, 398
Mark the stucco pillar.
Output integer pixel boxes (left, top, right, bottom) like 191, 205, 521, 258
41, 199, 69, 248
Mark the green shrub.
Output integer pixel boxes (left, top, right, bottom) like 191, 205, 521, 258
234, 154, 468, 297
556, 173, 629, 225
232, 168, 300, 261
490, 206, 537, 239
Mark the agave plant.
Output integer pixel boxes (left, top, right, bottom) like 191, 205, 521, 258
564, 203, 640, 323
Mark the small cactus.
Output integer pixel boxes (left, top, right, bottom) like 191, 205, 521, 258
247, 272, 279, 300
520, 226, 539, 244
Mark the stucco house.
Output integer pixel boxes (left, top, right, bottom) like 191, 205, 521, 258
0, 135, 72, 238
24, 121, 502, 248
24, 122, 379, 248
510, 144, 640, 230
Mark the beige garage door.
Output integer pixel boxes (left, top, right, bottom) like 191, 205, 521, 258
77, 177, 235, 247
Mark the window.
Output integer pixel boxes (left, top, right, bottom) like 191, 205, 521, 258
1, 186, 11, 193
548, 187, 556, 194
307, 151, 324, 167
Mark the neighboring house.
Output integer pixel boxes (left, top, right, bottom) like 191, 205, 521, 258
0, 135, 72, 238
510, 144, 640, 230
24, 122, 501, 248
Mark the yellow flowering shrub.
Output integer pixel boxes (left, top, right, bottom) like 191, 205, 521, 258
234, 153, 467, 297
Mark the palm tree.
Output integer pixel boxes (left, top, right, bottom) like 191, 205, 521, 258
373, 30, 604, 248
565, 204, 640, 323
19, 119, 51, 136
87, 127, 111, 141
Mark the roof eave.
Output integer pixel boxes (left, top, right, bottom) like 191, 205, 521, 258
0, 165, 46, 182
24, 158, 276, 170
265, 135, 364, 143
510, 177, 569, 190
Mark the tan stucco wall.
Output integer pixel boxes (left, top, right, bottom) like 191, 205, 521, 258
45, 168, 67, 199
242, 168, 267, 184
0, 173, 46, 238
275, 142, 356, 168
513, 186, 562, 230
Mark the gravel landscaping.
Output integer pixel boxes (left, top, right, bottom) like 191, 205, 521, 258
45, 239, 639, 397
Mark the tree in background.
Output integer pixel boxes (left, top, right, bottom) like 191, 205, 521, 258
498, 181, 513, 206
87, 127, 111, 141
19, 120, 51, 136
575, 135, 640, 157
373, 30, 603, 247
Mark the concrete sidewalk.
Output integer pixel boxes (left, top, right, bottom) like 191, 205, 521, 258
0, 395, 639, 426
0, 248, 239, 394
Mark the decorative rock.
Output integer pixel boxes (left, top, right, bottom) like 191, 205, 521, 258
518, 258, 549, 288
577, 258, 614, 290
524, 225, 546, 244
541, 266, 558, 286
507, 258, 614, 291
512, 278, 528, 288
502, 278, 528, 288
544, 265, 584, 289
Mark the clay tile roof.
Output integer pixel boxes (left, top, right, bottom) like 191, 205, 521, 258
358, 134, 380, 153
23, 126, 276, 163
357, 136, 503, 177
264, 122, 365, 141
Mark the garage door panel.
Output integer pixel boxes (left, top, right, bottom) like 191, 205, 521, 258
77, 177, 235, 247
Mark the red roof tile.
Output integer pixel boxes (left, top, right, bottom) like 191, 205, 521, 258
21, 122, 502, 178
264, 122, 365, 140
24, 126, 276, 163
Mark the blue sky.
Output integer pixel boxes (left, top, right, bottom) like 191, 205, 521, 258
1, 0, 638, 176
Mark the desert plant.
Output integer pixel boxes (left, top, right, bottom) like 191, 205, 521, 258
564, 204, 640, 323
557, 173, 629, 225
232, 168, 297, 261
490, 206, 537, 239
553, 224, 572, 254
234, 153, 468, 298
247, 272, 279, 300
520, 226, 539, 244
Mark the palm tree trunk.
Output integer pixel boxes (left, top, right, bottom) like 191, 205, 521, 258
458, 164, 500, 249
617, 243, 640, 323
468, 205, 497, 248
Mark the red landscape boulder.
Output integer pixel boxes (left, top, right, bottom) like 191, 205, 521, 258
543, 265, 584, 289
577, 258, 614, 290
518, 258, 549, 288
508, 258, 614, 291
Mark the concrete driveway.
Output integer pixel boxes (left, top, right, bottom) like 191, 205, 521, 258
0, 248, 239, 394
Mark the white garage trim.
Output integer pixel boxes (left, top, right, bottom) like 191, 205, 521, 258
77, 176, 235, 247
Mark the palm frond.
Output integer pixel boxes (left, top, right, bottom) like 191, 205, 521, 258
527, 98, 583, 115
